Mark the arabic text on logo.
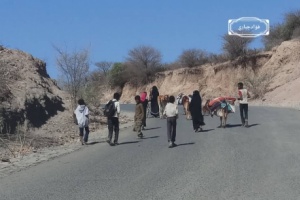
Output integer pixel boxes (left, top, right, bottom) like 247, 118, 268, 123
228, 17, 270, 38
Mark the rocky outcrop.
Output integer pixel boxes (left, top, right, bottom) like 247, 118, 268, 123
0, 47, 67, 133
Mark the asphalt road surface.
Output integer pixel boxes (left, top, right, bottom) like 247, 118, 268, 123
1, 105, 300, 200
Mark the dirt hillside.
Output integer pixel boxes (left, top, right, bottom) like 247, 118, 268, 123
0, 46, 134, 159
0, 47, 78, 155
101, 39, 300, 108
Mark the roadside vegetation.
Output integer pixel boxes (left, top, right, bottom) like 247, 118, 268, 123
51, 9, 300, 104
263, 10, 300, 50
0, 9, 299, 160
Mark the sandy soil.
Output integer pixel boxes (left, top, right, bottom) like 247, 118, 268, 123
0, 111, 134, 179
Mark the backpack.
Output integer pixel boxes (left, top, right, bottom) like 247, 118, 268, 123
104, 100, 116, 117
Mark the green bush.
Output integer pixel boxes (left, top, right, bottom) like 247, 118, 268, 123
108, 63, 127, 88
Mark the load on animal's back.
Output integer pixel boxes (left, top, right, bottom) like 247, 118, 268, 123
176, 93, 192, 105
204, 96, 236, 128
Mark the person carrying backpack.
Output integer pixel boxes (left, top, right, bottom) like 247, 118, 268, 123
74, 99, 89, 145
105, 93, 121, 146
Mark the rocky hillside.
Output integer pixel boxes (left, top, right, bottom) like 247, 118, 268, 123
0, 46, 76, 140
101, 39, 300, 109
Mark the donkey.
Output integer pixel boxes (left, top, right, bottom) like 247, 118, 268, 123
202, 100, 211, 116
158, 95, 169, 119
205, 98, 235, 128
182, 95, 191, 119
217, 100, 235, 128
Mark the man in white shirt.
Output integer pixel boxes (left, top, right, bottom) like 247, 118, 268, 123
106, 93, 121, 146
238, 82, 251, 127
163, 96, 178, 148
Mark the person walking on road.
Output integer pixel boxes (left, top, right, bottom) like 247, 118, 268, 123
189, 90, 205, 132
237, 82, 251, 127
105, 93, 121, 146
150, 86, 160, 118
140, 91, 148, 130
163, 95, 178, 148
133, 95, 145, 138
74, 99, 90, 145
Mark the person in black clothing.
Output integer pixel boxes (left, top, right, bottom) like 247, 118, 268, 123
150, 86, 159, 118
189, 90, 205, 132
106, 92, 121, 146
140, 91, 148, 130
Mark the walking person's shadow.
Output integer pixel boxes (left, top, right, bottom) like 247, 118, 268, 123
226, 124, 243, 128
118, 141, 139, 145
87, 141, 106, 145
175, 142, 195, 147
141, 136, 160, 139
143, 127, 161, 131
226, 123, 260, 128
199, 129, 214, 133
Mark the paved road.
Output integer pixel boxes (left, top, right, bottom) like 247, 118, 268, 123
1, 106, 300, 200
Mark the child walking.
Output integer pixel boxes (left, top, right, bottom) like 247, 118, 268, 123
163, 96, 178, 148
237, 82, 251, 127
74, 99, 89, 145
134, 95, 145, 138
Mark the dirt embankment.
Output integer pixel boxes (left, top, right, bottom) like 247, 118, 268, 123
0, 47, 133, 162
101, 39, 300, 109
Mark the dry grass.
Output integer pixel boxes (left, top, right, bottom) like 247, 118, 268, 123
0, 123, 33, 159
241, 70, 275, 99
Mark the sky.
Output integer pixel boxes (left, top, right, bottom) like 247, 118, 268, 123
0, 0, 299, 79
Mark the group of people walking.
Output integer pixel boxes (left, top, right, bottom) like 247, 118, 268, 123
73, 83, 250, 148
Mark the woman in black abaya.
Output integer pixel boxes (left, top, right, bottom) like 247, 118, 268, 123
189, 90, 205, 132
150, 86, 160, 118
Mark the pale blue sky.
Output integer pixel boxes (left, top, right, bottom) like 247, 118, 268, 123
0, 0, 298, 78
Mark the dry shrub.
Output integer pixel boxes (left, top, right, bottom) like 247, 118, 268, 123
0, 123, 33, 158
263, 10, 300, 50
0, 61, 11, 101
241, 70, 274, 99
222, 33, 254, 60
179, 49, 209, 68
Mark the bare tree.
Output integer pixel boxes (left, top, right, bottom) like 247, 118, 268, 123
127, 45, 162, 69
222, 33, 253, 60
95, 61, 113, 76
179, 49, 209, 68
54, 46, 90, 108
126, 45, 162, 83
